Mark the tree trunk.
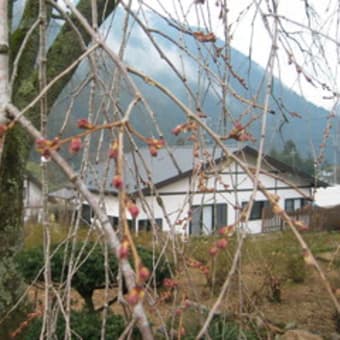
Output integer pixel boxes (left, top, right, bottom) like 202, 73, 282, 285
82, 293, 95, 313
0, 0, 117, 318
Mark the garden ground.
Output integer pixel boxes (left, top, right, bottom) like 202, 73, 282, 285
21, 225, 340, 338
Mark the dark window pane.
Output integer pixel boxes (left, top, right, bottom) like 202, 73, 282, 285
109, 216, 119, 227
242, 201, 268, 220
285, 199, 294, 212
201, 206, 213, 234
81, 204, 92, 224
128, 219, 134, 231
138, 220, 152, 232
285, 198, 307, 212
301, 199, 308, 208
250, 201, 262, 220
215, 204, 227, 228
138, 218, 163, 232
190, 205, 202, 235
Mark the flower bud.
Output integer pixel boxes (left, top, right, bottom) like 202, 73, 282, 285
69, 137, 82, 154
112, 175, 123, 189
118, 239, 129, 259
209, 246, 219, 257
171, 124, 183, 136
149, 145, 158, 157
216, 238, 228, 249
127, 201, 140, 219
138, 265, 150, 283
294, 220, 309, 231
77, 118, 94, 129
109, 140, 119, 159
126, 287, 144, 305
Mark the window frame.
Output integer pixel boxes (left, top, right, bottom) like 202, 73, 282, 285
189, 203, 227, 235
242, 200, 269, 220
284, 198, 307, 213
81, 203, 94, 224
137, 218, 163, 232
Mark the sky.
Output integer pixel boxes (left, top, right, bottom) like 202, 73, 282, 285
25, 0, 339, 161
52, 0, 340, 112
126, 0, 340, 112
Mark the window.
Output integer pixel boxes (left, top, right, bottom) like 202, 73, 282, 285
190, 204, 227, 235
81, 204, 94, 224
138, 218, 162, 232
285, 198, 307, 213
242, 201, 269, 220
109, 216, 119, 227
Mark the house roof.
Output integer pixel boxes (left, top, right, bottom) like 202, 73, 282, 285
241, 146, 328, 187
85, 145, 229, 194
25, 171, 42, 189
85, 145, 327, 195
48, 187, 76, 201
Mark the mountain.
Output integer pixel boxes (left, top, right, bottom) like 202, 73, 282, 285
44, 7, 335, 167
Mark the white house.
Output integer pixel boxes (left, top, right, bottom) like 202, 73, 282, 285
82, 145, 326, 234
23, 172, 43, 222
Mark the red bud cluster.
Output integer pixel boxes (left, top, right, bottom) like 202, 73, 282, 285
171, 121, 197, 136
294, 220, 309, 231
77, 118, 95, 130
193, 31, 216, 43
108, 140, 119, 159
126, 287, 144, 305
138, 265, 150, 284
216, 238, 228, 249
229, 122, 254, 142
218, 225, 235, 237
200, 265, 209, 276
118, 238, 130, 259
146, 138, 165, 157
171, 124, 183, 136
127, 200, 140, 219
209, 231, 231, 257
35, 137, 60, 159
163, 278, 178, 289
112, 175, 123, 189
68, 137, 82, 154
36, 138, 51, 158
209, 246, 219, 257
187, 259, 209, 275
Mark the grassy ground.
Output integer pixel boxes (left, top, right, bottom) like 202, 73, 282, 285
19, 224, 340, 338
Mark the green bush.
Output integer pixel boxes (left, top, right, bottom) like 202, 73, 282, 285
136, 245, 172, 286
20, 310, 127, 340
285, 254, 306, 283
16, 242, 170, 310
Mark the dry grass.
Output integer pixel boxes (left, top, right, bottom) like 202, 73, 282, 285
22, 226, 340, 338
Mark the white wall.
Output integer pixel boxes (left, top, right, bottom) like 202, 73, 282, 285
99, 158, 312, 234
24, 179, 43, 222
